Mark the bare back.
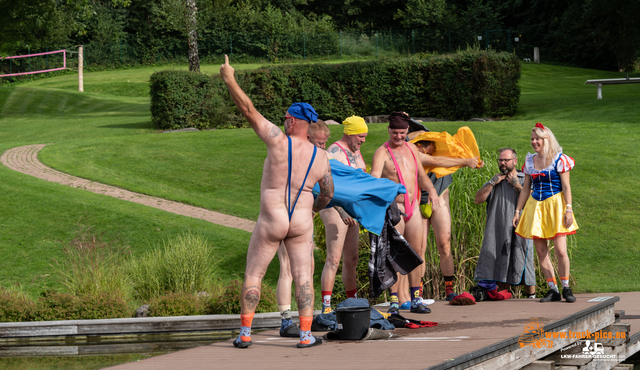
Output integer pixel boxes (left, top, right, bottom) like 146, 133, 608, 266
258, 122, 330, 240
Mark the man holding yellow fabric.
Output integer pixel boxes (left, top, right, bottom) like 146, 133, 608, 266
320, 116, 368, 313
409, 127, 484, 300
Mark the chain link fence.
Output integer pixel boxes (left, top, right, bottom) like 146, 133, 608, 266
2, 29, 520, 78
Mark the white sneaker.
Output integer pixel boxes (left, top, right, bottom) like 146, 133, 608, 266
419, 297, 435, 305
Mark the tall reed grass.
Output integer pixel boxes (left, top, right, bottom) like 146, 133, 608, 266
423, 148, 496, 299
51, 222, 131, 301
128, 232, 216, 301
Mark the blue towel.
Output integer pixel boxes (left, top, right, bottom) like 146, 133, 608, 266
313, 160, 406, 235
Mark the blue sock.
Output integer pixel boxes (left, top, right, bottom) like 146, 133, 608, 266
235, 325, 251, 344
300, 316, 315, 345
281, 317, 293, 329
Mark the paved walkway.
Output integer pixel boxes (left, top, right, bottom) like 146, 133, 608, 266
103, 293, 640, 370
0, 144, 256, 233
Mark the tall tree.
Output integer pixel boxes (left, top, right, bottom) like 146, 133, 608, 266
0, 0, 74, 55
186, 0, 199, 72
149, 0, 214, 72
583, 0, 640, 71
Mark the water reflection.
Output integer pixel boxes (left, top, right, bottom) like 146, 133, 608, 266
0, 331, 234, 359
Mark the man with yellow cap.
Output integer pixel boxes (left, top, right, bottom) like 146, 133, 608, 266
319, 115, 368, 313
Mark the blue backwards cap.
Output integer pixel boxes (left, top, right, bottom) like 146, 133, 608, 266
287, 102, 318, 123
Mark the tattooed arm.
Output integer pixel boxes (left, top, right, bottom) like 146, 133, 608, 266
313, 156, 334, 212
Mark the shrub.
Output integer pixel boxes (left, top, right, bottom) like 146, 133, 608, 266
0, 287, 37, 322
32, 291, 131, 321
150, 49, 520, 130
148, 292, 204, 317
205, 280, 278, 314
75, 293, 131, 320
33, 291, 81, 321
150, 70, 242, 130
129, 232, 216, 301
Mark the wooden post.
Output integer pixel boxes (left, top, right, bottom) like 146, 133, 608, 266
597, 84, 602, 99
534, 47, 540, 64
78, 45, 84, 92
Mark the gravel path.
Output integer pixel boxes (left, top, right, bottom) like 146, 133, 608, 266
0, 144, 256, 233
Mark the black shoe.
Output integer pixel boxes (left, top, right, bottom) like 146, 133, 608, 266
562, 287, 576, 303
280, 323, 300, 337
233, 338, 252, 348
297, 336, 322, 348
410, 301, 431, 314
445, 292, 457, 301
387, 305, 400, 314
539, 289, 561, 302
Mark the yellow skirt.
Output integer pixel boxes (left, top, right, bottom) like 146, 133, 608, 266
515, 192, 578, 240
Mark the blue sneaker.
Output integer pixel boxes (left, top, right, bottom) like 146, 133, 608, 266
410, 300, 431, 314
445, 292, 458, 301
400, 301, 411, 310
387, 304, 400, 314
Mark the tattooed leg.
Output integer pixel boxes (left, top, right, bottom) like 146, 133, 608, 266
295, 280, 314, 317
242, 284, 261, 313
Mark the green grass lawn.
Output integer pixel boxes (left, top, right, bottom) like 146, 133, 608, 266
1, 61, 639, 298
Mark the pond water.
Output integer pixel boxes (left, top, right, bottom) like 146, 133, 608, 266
0, 331, 235, 369
0, 353, 166, 370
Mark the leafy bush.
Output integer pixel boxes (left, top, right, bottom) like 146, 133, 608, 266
32, 291, 130, 321
0, 287, 37, 322
33, 291, 81, 321
205, 280, 278, 314
150, 49, 520, 130
150, 70, 242, 130
148, 292, 204, 317
129, 232, 216, 301
75, 293, 130, 320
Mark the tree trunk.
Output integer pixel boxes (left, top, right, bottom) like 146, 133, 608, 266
186, 0, 200, 73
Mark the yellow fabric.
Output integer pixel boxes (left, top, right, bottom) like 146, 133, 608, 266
515, 192, 579, 240
375, 308, 391, 319
420, 203, 432, 219
343, 115, 368, 135
409, 126, 482, 178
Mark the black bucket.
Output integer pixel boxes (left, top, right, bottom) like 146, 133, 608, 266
335, 306, 371, 340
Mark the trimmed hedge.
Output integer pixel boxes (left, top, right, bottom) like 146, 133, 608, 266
0, 290, 130, 322
150, 50, 520, 130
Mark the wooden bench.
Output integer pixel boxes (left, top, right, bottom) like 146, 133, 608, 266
585, 76, 640, 99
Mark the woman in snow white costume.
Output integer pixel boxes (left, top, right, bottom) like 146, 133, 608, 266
512, 123, 579, 303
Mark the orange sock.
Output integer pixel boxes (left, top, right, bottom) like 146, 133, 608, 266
546, 277, 558, 292
239, 313, 254, 342
560, 276, 569, 288
299, 316, 313, 344
444, 277, 454, 295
